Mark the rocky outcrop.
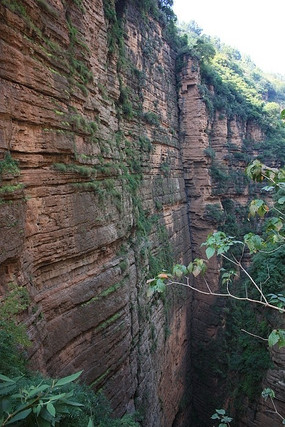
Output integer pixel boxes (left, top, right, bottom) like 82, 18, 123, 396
0, 1, 191, 424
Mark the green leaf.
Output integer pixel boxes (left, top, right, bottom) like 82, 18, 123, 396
61, 399, 84, 407
46, 402, 56, 418
277, 330, 285, 348
245, 160, 263, 181
248, 199, 269, 218
0, 374, 16, 383
88, 418, 94, 427
54, 371, 83, 387
34, 404, 42, 416
6, 408, 32, 425
216, 409, 226, 415
206, 246, 215, 259
278, 196, 285, 205
0, 384, 17, 396
155, 278, 166, 293
268, 330, 280, 347
262, 388, 275, 400
266, 217, 283, 232
211, 413, 220, 419
192, 265, 201, 277
47, 392, 67, 402
187, 262, 193, 273
244, 233, 264, 253
1, 398, 11, 412
172, 264, 184, 278
27, 384, 50, 398
146, 287, 154, 298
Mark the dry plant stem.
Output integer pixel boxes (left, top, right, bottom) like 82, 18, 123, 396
267, 397, 285, 422
165, 280, 285, 313
240, 328, 268, 342
260, 244, 285, 255
272, 207, 285, 218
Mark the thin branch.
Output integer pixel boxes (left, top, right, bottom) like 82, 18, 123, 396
272, 206, 285, 218
240, 328, 268, 342
223, 253, 268, 304
204, 277, 214, 294
237, 242, 246, 264
165, 280, 285, 313
259, 244, 285, 255
268, 396, 285, 422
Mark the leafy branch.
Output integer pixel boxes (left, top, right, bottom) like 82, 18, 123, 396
262, 388, 285, 424
0, 371, 86, 426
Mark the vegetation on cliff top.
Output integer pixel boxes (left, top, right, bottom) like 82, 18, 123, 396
178, 20, 285, 131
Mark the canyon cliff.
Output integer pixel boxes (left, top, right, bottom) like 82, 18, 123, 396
0, 1, 284, 426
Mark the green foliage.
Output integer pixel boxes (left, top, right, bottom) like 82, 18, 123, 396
118, 86, 133, 118
243, 232, 265, 253
178, 23, 285, 132
1, 0, 27, 17
0, 372, 140, 427
0, 282, 30, 349
224, 301, 272, 403
211, 409, 233, 426
268, 329, 285, 348
160, 160, 171, 177
261, 388, 285, 424
202, 231, 242, 259
0, 371, 84, 426
138, 136, 152, 153
147, 258, 206, 297
36, 0, 58, 17
0, 184, 24, 195
204, 146, 216, 159
53, 163, 96, 178
149, 161, 285, 421
102, 0, 125, 57
0, 153, 20, 179
267, 293, 285, 310
0, 283, 30, 377
210, 162, 230, 194
246, 159, 285, 187
0, 331, 27, 377
262, 387, 275, 400
143, 111, 160, 126
204, 203, 224, 224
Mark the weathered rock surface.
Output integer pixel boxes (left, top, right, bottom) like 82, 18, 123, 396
0, 1, 191, 425
178, 57, 285, 426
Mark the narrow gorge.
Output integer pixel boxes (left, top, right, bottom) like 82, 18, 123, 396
0, 1, 284, 426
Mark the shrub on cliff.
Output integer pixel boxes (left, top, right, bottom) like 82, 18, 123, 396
0, 370, 139, 426
0, 290, 139, 426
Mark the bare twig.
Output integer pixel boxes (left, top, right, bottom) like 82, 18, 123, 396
240, 329, 268, 342
222, 253, 269, 305
165, 280, 285, 313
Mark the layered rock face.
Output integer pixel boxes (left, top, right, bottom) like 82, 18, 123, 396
179, 57, 285, 426
1, 1, 284, 426
0, 1, 191, 425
